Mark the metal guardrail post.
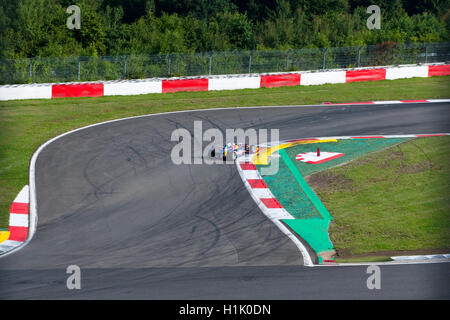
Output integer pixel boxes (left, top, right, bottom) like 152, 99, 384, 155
425, 46, 428, 64
248, 51, 252, 73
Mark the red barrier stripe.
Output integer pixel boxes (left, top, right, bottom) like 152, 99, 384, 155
351, 136, 385, 139
247, 179, 268, 188
8, 226, 28, 242
52, 83, 104, 98
260, 74, 300, 88
162, 79, 208, 93
10, 202, 29, 214
260, 198, 283, 208
346, 69, 386, 82
428, 65, 450, 77
400, 100, 428, 103
240, 163, 257, 170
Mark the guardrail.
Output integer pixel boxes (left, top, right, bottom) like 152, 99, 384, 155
1, 63, 449, 101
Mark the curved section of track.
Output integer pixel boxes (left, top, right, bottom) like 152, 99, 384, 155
1, 102, 449, 299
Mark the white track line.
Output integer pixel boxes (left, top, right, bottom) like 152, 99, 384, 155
2, 101, 449, 259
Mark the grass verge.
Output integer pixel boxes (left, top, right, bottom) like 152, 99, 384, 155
0, 76, 449, 228
335, 256, 393, 263
308, 136, 450, 259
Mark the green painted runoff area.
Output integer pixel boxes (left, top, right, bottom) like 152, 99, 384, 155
283, 218, 333, 257
256, 138, 412, 262
279, 148, 333, 220
284, 138, 412, 177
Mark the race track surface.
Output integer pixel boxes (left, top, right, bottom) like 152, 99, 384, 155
1, 102, 449, 299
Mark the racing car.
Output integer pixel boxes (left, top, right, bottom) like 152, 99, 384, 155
210, 143, 251, 161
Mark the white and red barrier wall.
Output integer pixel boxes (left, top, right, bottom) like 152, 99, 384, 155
1, 64, 449, 101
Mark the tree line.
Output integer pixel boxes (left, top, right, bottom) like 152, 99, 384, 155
0, 0, 448, 59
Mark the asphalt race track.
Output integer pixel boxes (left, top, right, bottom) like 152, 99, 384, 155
1, 102, 449, 299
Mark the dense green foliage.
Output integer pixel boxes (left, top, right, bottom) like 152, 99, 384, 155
0, 0, 449, 58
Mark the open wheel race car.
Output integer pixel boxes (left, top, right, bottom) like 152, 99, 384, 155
210, 143, 251, 161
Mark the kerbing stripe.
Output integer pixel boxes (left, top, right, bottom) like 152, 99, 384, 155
9, 214, 29, 227
260, 198, 283, 209
8, 226, 28, 242
242, 170, 261, 179
247, 179, 268, 188
416, 134, 447, 137
372, 100, 401, 104
351, 136, 385, 139
240, 163, 257, 170
251, 188, 275, 199
0, 185, 30, 256
264, 208, 295, 220
235, 156, 313, 265
9, 202, 29, 214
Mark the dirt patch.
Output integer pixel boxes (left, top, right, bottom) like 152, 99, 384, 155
381, 142, 434, 174
306, 171, 353, 193
397, 161, 433, 174
318, 250, 336, 261
376, 149, 405, 168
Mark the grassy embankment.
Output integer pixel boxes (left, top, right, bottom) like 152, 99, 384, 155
308, 136, 450, 262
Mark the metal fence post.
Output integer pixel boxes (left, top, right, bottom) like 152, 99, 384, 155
322, 48, 327, 70
123, 56, 127, 79
390, 47, 395, 64
78, 59, 81, 81
357, 46, 362, 67
209, 53, 212, 75
29, 58, 33, 81
425, 46, 428, 64
168, 54, 171, 76
286, 50, 290, 71
248, 51, 252, 73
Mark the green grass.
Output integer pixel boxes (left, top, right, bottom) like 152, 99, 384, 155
309, 136, 450, 258
272, 138, 412, 221
0, 76, 449, 228
335, 256, 393, 263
